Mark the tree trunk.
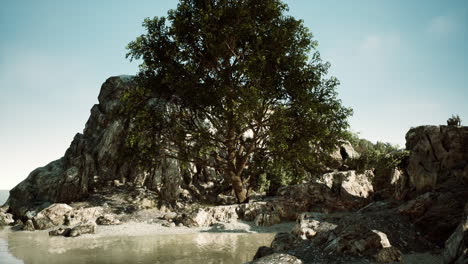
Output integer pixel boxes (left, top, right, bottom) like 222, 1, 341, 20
230, 170, 248, 203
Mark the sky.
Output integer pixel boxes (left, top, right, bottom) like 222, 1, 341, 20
1, 0, 467, 190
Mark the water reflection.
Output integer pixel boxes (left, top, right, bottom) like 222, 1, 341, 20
1, 229, 274, 264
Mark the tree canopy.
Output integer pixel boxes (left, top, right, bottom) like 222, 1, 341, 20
125, 0, 352, 203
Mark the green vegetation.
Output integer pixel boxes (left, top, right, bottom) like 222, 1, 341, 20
447, 114, 462, 126
346, 132, 409, 174
124, 0, 352, 203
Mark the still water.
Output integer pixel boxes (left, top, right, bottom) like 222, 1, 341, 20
0, 227, 273, 264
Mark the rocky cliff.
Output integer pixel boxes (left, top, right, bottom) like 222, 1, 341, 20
8, 76, 167, 217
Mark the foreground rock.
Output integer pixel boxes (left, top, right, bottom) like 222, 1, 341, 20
0, 211, 14, 226
32, 203, 73, 230
96, 214, 121, 225
49, 223, 96, 237
443, 203, 468, 264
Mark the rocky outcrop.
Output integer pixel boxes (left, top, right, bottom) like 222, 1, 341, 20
405, 125, 468, 192
9, 76, 143, 218
25, 203, 104, 230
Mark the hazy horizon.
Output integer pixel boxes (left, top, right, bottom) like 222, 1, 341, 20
1, 0, 467, 189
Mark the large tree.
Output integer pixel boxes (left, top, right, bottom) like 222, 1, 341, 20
125, 0, 352, 203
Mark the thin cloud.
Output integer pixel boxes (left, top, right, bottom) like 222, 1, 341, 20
427, 15, 456, 35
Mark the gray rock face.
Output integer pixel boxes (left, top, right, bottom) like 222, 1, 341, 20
7, 76, 187, 219
405, 125, 468, 192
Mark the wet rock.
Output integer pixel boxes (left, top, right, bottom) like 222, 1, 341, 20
253, 246, 275, 260
32, 203, 73, 230
22, 220, 35, 231
96, 214, 121, 225
49, 227, 71, 236
254, 212, 281, 227
249, 253, 303, 264
67, 223, 96, 237
0, 211, 14, 226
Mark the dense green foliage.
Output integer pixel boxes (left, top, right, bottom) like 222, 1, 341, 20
345, 132, 409, 174
125, 0, 352, 202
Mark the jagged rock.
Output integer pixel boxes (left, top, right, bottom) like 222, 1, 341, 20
7, 76, 187, 219
64, 207, 104, 226
254, 212, 281, 227
373, 247, 402, 263
22, 220, 35, 231
373, 168, 409, 200
443, 203, 468, 264
96, 214, 121, 225
33, 203, 73, 230
399, 189, 467, 244
0, 211, 14, 226
177, 205, 238, 227
405, 125, 468, 191
292, 212, 337, 240
67, 223, 96, 237
319, 170, 374, 199
329, 140, 360, 169
249, 253, 303, 264
325, 224, 392, 255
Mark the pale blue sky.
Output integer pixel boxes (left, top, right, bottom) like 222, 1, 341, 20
1, 0, 467, 189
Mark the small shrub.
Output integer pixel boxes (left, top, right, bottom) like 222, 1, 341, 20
447, 115, 462, 126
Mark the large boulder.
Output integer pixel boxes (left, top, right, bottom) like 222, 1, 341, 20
32, 203, 73, 230
405, 125, 468, 192
177, 205, 239, 227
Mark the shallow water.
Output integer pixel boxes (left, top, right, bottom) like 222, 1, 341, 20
0, 227, 274, 264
